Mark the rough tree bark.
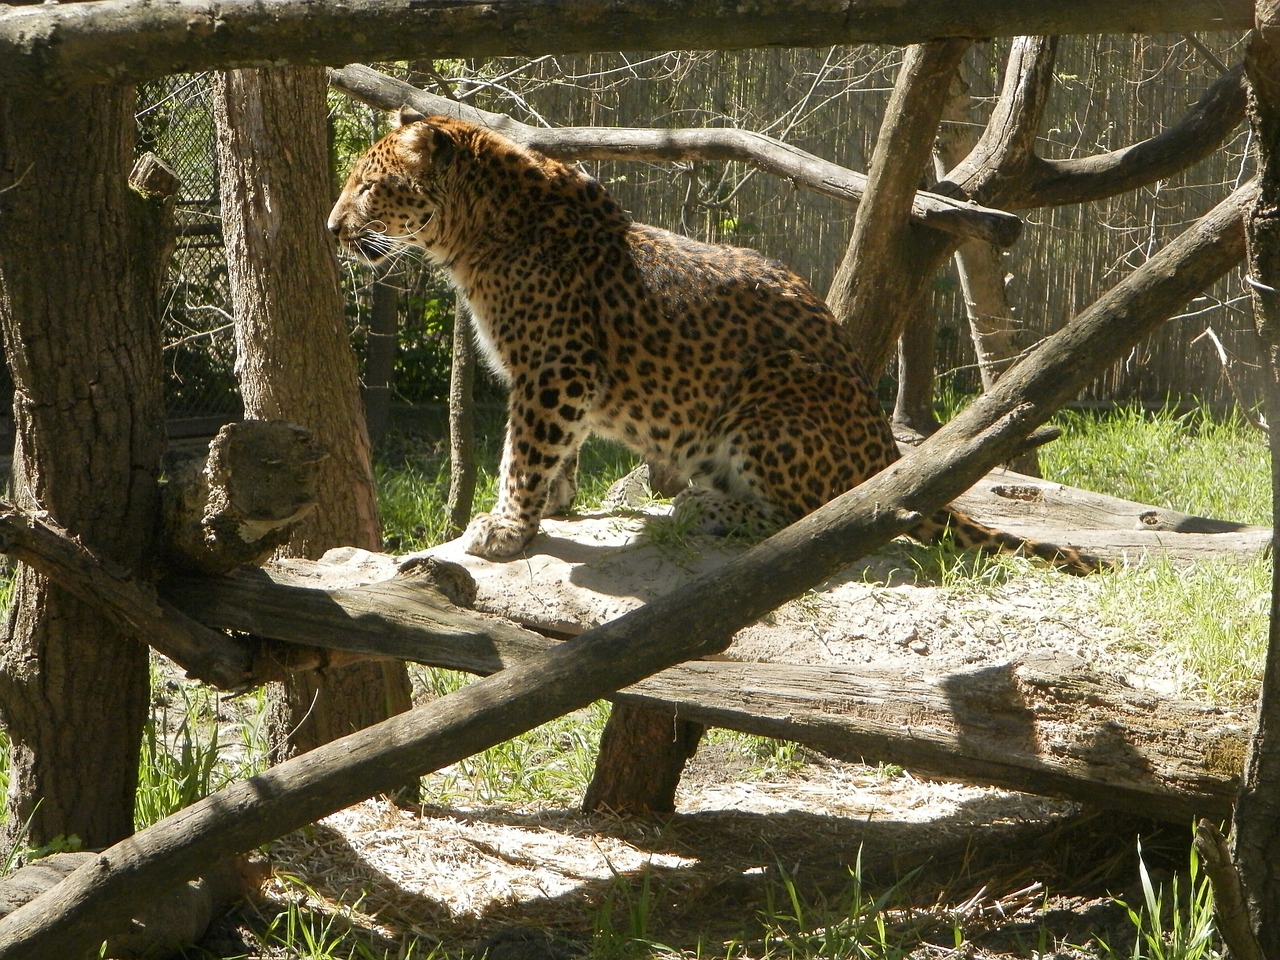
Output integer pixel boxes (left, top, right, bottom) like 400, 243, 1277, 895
154, 565, 1263, 827
828, 39, 972, 379
1231, 2, 1280, 952
0, 82, 168, 854
211, 66, 414, 760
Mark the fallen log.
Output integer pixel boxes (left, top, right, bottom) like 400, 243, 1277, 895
161, 534, 1248, 824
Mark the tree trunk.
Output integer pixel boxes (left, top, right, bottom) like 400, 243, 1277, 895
582, 705, 703, 815
891, 302, 940, 441
1231, 4, 1280, 951
446, 296, 478, 539
364, 279, 399, 446
211, 66, 414, 762
0, 81, 166, 852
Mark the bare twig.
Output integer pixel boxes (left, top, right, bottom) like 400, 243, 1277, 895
1193, 819, 1265, 960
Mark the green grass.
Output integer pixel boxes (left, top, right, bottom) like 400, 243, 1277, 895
1041, 405, 1270, 524
1094, 837, 1221, 960
1037, 404, 1271, 706
413, 667, 611, 806
1093, 553, 1270, 704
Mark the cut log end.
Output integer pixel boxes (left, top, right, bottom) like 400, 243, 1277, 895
161, 420, 326, 576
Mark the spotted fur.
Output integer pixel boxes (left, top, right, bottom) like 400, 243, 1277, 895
329, 109, 1100, 573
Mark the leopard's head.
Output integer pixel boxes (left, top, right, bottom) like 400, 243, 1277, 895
327, 107, 470, 266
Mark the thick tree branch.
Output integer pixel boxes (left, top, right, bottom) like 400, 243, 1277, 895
1231, 5, 1280, 952
829, 39, 972, 377
945, 36, 1059, 199
1013, 63, 1249, 207
833, 37, 1246, 379
328, 63, 1023, 248
0, 0, 1254, 94
0, 504, 259, 690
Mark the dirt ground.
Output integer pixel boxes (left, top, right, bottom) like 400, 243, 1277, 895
200, 501, 1242, 958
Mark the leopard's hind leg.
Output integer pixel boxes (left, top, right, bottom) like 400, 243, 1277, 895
674, 348, 896, 538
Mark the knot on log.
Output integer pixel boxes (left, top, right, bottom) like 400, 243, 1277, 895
396, 555, 478, 608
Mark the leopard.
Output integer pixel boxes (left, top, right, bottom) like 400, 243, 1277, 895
328, 107, 1101, 574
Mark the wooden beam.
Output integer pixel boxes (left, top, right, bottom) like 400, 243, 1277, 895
163, 560, 1248, 824
0, 0, 1254, 93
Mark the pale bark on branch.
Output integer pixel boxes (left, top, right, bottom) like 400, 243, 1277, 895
0, 0, 1254, 94
327, 63, 1023, 248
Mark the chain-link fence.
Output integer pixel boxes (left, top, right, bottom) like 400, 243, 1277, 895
138, 74, 241, 427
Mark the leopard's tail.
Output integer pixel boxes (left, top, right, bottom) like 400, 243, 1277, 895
910, 507, 1108, 576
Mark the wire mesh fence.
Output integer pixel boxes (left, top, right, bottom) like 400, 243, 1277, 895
138, 74, 241, 425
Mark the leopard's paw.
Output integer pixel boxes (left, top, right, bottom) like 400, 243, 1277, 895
462, 512, 536, 560
672, 487, 780, 540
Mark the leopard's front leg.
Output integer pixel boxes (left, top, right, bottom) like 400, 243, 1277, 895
462, 366, 594, 559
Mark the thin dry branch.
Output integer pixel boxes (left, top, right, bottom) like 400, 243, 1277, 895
327, 63, 1023, 248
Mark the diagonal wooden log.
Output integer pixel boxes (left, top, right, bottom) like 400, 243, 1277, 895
0, 504, 260, 690
326, 63, 1023, 248
0, 180, 1254, 960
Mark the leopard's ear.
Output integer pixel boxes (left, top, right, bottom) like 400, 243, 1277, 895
395, 111, 457, 166
393, 104, 427, 128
